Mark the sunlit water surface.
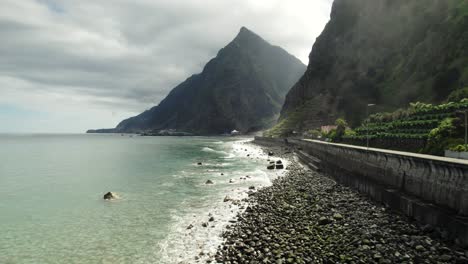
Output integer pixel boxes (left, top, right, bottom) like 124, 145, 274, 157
0, 134, 282, 263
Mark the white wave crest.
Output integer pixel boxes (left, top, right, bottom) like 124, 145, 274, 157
201, 147, 228, 155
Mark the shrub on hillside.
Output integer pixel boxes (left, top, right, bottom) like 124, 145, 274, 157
334, 118, 348, 142
449, 144, 468, 152
423, 118, 462, 155
447, 87, 468, 102
304, 129, 322, 139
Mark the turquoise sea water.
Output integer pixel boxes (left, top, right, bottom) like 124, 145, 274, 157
0, 134, 280, 263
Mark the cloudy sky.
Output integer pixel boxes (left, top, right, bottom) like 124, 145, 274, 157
0, 0, 333, 133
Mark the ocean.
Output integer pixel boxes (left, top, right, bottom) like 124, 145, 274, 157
0, 134, 284, 263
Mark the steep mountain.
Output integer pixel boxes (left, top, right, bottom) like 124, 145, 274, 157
277, 0, 468, 133
90, 27, 305, 134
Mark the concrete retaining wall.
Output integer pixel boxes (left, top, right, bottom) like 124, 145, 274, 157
254, 136, 468, 246
446, 150, 468, 160
342, 137, 426, 152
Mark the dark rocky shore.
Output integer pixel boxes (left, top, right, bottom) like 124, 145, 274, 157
214, 144, 468, 264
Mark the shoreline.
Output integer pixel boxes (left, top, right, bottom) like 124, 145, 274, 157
157, 139, 288, 263
214, 143, 467, 263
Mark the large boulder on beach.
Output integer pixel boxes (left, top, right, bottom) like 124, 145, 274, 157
205, 180, 214, 185
267, 164, 275, 170
276, 164, 284, 169
103, 192, 118, 200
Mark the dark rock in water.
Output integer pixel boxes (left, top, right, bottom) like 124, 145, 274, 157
276, 160, 282, 164
103, 192, 117, 200
187, 224, 194, 230
224, 196, 232, 202
267, 164, 275, 170
268, 151, 274, 156
209, 216, 215, 222
229, 179, 234, 183
269, 161, 275, 164
202, 222, 208, 227
197, 162, 202, 165
276, 164, 284, 169
221, 173, 224, 176
249, 186, 255, 190
247, 154, 250, 157
205, 180, 214, 185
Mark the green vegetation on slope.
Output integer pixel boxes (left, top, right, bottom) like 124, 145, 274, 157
447, 87, 468, 102
264, 106, 308, 138
279, 0, 468, 133
344, 99, 468, 155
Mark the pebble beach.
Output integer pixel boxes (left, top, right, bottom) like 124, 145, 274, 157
213, 143, 468, 264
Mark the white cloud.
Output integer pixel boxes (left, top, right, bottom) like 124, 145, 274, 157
0, 0, 333, 132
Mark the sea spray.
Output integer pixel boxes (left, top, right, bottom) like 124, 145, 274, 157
158, 139, 287, 263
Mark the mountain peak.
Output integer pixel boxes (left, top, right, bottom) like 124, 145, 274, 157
96, 28, 306, 134
239, 26, 251, 34
232, 26, 267, 47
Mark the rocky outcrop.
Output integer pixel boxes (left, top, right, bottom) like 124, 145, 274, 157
90, 27, 305, 135
86, 129, 115, 133
103, 192, 118, 200
279, 0, 468, 131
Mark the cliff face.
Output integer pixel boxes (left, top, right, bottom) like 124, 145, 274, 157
100, 27, 305, 134
280, 0, 468, 130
